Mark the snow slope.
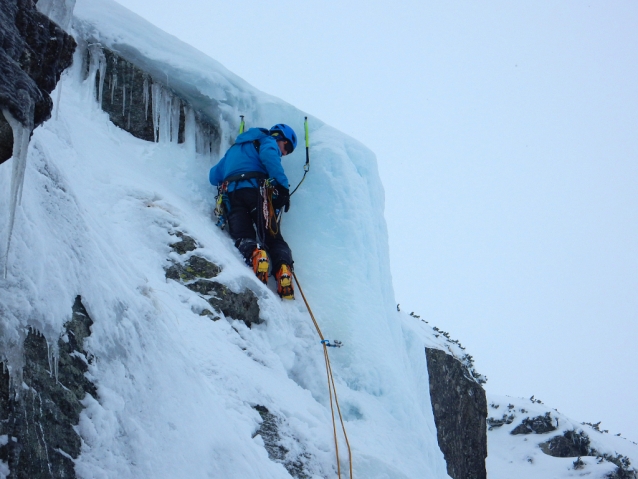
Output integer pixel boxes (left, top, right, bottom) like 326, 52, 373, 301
0, 0, 452, 477
486, 394, 638, 479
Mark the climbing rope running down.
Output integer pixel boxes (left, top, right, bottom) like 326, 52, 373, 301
292, 272, 353, 479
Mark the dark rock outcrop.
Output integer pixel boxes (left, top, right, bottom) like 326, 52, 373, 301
166, 233, 262, 327
511, 412, 557, 435
426, 347, 488, 479
487, 413, 515, 430
253, 405, 311, 479
85, 46, 220, 153
91, 48, 156, 142
186, 279, 261, 326
169, 231, 198, 255
0, 0, 76, 164
166, 254, 221, 283
0, 296, 97, 479
540, 429, 592, 458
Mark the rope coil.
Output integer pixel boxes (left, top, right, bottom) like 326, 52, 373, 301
293, 272, 353, 479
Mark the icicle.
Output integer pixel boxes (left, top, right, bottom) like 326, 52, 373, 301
86, 43, 105, 107
97, 52, 106, 109
195, 121, 213, 159
183, 105, 196, 155
2, 95, 34, 278
159, 88, 171, 144
110, 57, 118, 105
151, 82, 162, 142
143, 76, 149, 121
122, 83, 126, 117
170, 96, 181, 143
54, 81, 62, 121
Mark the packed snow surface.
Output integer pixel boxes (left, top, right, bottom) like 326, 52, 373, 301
486, 394, 638, 479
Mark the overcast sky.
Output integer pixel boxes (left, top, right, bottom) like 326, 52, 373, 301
112, 0, 638, 442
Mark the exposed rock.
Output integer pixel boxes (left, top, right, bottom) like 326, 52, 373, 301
487, 413, 515, 430
0, 0, 76, 164
187, 279, 261, 327
511, 412, 557, 435
165, 248, 262, 328
166, 255, 221, 282
253, 405, 311, 479
426, 347, 488, 479
92, 48, 156, 142
199, 309, 220, 322
540, 429, 593, 458
0, 296, 97, 479
85, 45, 220, 153
169, 231, 198, 255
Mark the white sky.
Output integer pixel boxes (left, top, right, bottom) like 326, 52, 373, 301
111, 0, 638, 442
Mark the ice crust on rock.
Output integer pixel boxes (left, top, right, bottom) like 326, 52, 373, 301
36, 0, 77, 31
87, 43, 106, 109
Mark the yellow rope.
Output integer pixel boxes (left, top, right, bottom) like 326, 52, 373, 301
293, 272, 353, 479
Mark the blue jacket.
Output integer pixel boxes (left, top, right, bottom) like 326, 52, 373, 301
209, 128, 289, 191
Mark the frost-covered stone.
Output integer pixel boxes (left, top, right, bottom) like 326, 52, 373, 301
169, 231, 198, 255
253, 405, 312, 479
0, 296, 96, 479
165, 251, 261, 327
511, 412, 557, 435
0, 0, 76, 164
540, 429, 593, 458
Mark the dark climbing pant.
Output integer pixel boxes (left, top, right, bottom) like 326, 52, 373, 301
227, 187, 293, 273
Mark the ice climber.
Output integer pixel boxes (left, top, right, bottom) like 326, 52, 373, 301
209, 124, 296, 300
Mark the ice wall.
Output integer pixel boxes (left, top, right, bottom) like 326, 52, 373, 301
1, 0, 454, 476
36, 0, 76, 31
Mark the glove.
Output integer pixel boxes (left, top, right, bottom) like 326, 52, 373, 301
273, 187, 290, 212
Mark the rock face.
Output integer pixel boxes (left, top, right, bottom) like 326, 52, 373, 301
540, 429, 592, 458
85, 45, 220, 154
0, 0, 76, 164
426, 347, 488, 479
511, 412, 557, 435
166, 232, 262, 327
0, 296, 97, 479
253, 405, 312, 479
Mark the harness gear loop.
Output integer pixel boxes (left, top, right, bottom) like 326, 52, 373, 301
259, 179, 279, 236
214, 181, 230, 229
293, 271, 353, 479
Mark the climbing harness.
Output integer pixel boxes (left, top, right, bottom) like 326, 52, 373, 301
289, 116, 310, 196
214, 182, 230, 229
293, 272, 353, 479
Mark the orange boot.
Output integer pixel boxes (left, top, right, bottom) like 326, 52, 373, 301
276, 264, 294, 300
251, 248, 269, 284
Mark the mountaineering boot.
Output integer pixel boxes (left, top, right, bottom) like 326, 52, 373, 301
276, 264, 294, 300
251, 248, 269, 284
